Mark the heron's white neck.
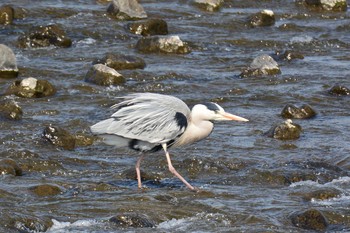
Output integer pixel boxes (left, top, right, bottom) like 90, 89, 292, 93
174, 117, 214, 147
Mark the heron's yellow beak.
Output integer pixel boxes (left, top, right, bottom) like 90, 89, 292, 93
221, 112, 249, 122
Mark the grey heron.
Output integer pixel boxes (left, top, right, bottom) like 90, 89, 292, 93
90, 93, 248, 191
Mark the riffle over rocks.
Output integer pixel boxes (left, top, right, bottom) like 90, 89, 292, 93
107, 0, 147, 20
17, 24, 72, 48
93, 53, 146, 70
240, 54, 280, 77
85, 64, 125, 86
0, 44, 19, 79
127, 18, 168, 36
248, 9, 275, 27
136, 35, 191, 54
281, 104, 317, 119
6, 77, 56, 98
265, 119, 302, 140
192, 0, 224, 12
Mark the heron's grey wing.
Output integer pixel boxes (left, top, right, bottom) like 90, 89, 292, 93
90, 93, 190, 144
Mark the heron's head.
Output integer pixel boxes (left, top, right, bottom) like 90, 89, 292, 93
192, 102, 249, 122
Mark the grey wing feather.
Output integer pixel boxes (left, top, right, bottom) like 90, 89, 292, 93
90, 93, 190, 144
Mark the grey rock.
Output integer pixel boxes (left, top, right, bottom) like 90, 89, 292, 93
136, 35, 191, 54
93, 53, 146, 70
281, 104, 317, 119
192, 0, 224, 11
240, 54, 281, 77
0, 44, 19, 79
305, 0, 347, 11
107, 0, 147, 20
6, 77, 56, 98
85, 64, 125, 86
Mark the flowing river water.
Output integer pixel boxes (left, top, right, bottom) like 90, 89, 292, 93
1, 0, 350, 232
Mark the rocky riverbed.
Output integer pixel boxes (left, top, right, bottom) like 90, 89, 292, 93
1, 0, 350, 232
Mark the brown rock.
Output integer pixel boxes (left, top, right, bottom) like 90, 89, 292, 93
109, 213, 155, 228
18, 24, 72, 48
42, 125, 76, 150
0, 5, 14, 25
0, 100, 23, 120
127, 18, 168, 36
265, 119, 302, 140
6, 77, 56, 98
93, 53, 146, 70
281, 104, 317, 119
136, 36, 191, 54
85, 64, 125, 86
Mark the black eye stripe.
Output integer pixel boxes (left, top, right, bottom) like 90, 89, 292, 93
203, 102, 220, 112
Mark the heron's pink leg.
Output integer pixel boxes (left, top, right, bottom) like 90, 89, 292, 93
135, 154, 144, 189
162, 144, 196, 191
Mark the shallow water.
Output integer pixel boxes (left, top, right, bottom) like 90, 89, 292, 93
1, 0, 350, 232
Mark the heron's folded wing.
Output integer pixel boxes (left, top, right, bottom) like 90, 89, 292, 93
91, 93, 190, 144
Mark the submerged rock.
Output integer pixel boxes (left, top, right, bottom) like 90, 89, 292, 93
127, 18, 168, 36
0, 5, 14, 25
249, 9, 275, 27
0, 100, 22, 120
328, 85, 350, 96
265, 119, 302, 140
136, 35, 191, 54
192, 0, 224, 11
281, 104, 317, 119
42, 125, 76, 150
30, 184, 62, 196
107, 0, 147, 20
6, 77, 56, 98
109, 213, 155, 228
291, 209, 328, 231
74, 133, 94, 147
85, 64, 125, 86
17, 24, 72, 48
0, 44, 19, 79
93, 53, 146, 70
304, 0, 347, 11
240, 54, 281, 77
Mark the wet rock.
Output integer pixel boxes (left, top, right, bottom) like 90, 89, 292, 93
127, 18, 168, 36
305, 0, 347, 11
265, 119, 302, 140
328, 85, 350, 96
272, 50, 304, 61
281, 104, 317, 119
0, 100, 22, 120
240, 54, 280, 77
109, 213, 155, 228
85, 64, 125, 86
0, 44, 19, 79
0, 158, 22, 176
17, 24, 72, 48
249, 169, 289, 186
0, 5, 14, 25
6, 77, 56, 98
42, 125, 76, 150
93, 53, 146, 70
11, 215, 53, 233
192, 0, 224, 12
291, 209, 328, 231
107, 0, 147, 20
30, 184, 62, 196
136, 35, 191, 54
303, 188, 342, 201
249, 9, 275, 27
